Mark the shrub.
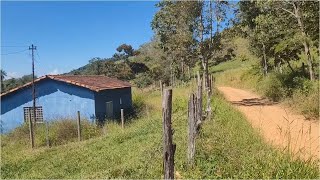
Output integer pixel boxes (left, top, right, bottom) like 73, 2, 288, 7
132, 91, 146, 117
289, 82, 319, 118
133, 73, 153, 88
259, 74, 286, 101
1, 123, 30, 147
48, 120, 79, 146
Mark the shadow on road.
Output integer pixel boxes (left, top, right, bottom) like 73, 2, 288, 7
230, 98, 277, 106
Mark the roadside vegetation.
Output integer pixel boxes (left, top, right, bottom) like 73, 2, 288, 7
1, 86, 319, 179
211, 38, 319, 118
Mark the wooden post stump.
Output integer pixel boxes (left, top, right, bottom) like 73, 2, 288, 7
162, 89, 175, 179
160, 80, 163, 97
188, 93, 197, 165
196, 74, 203, 126
121, 109, 124, 128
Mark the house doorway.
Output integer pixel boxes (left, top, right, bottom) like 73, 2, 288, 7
106, 101, 113, 119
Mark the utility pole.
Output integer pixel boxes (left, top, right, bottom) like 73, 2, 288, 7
29, 44, 36, 148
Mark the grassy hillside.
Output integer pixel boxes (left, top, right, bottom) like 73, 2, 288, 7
1, 85, 319, 179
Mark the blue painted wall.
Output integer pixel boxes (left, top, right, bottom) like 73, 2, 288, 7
1, 79, 95, 133
94, 87, 132, 122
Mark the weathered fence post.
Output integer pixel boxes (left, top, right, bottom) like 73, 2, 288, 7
77, 111, 81, 141
28, 112, 35, 148
162, 89, 175, 179
196, 73, 203, 127
46, 121, 50, 147
188, 93, 196, 165
209, 75, 212, 92
160, 80, 163, 97
121, 109, 124, 128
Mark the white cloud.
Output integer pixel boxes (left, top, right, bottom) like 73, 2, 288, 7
6, 72, 21, 79
48, 68, 60, 75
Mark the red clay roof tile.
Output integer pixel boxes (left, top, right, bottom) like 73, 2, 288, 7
1, 75, 131, 97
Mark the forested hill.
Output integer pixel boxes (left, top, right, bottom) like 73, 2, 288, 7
1, 1, 319, 97
65, 0, 319, 90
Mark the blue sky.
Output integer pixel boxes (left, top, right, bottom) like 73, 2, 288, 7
1, 1, 158, 78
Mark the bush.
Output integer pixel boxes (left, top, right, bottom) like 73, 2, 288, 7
259, 74, 286, 101
133, 73, 153, 88
258, 71, 316, 102
132, 91, 146, 117
289, 82, 319, 118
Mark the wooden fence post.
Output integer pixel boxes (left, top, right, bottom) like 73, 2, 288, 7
121, 109, 124, 128
162, 89, 175, 179
196, 73, 203, 126
209, 75, 212, 93
188, 93, 196, 165
207, 74, 212, 121
160, 80, 163, 97
77, 111, 81, 141
28, 112, 35, 148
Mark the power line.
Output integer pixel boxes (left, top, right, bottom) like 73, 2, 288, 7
35, 50, 41, 63
1, 45, 29, 48
1, 49, 29, 55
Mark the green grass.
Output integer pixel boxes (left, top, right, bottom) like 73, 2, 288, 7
210, 59, 255, 74
1, 86, 319, 179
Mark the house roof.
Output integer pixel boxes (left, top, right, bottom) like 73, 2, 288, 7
1, 75, 131, 97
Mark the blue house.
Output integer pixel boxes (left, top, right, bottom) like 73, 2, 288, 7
0, 75, 132, 133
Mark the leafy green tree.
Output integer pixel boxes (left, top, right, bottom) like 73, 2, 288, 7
1, 69, 7, 92
239, 0, 319, 80
152, 1, 202, 85
113, 44, 139, 61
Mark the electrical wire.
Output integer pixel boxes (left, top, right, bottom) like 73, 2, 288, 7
0, 46, 29, 48
1, 49, 29, 55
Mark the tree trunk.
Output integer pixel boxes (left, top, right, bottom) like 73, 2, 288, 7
293, 2, 314, 80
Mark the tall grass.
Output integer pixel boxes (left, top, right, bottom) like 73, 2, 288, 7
1, 87, 319, 179
1, 119, 102, 149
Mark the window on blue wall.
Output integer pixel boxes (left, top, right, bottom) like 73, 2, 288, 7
24, 107, 44, 123
120, 98, 122, 105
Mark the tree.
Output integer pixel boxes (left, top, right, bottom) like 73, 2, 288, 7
113, 44, 139, 61
1, 69, 7, 92
152, 1, 202, 85
239, 0, 319, 80
116, 44, 135, 56
87, 57, 104, 75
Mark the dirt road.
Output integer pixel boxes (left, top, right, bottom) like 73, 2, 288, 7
218, 86, 319, 160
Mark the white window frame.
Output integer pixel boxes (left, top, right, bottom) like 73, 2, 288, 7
24, 106, 44, 123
